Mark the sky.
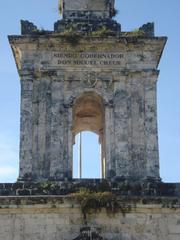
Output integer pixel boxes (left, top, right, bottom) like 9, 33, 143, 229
0, 0, 179, 183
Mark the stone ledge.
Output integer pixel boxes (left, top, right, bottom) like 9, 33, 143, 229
0, 196, 179, 240
0, 195, 180, 213
8, 34, 167, 42
0, 180, 180, 197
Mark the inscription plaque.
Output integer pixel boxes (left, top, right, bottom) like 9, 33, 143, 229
52, 52, 125, 67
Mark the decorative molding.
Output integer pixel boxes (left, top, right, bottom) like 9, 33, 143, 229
82, 71, 98, 88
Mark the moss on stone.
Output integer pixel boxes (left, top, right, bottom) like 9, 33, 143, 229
91, 26, 115, 37
122, 29, 145, 37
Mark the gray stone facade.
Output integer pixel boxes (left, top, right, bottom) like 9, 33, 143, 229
9, 0, 167, 181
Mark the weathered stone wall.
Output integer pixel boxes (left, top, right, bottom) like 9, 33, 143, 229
64, 0, 110, 11
0, 180, 180, 197
62, 0, 115, 19
9, 36, 166, 181
0, 196, 180, 240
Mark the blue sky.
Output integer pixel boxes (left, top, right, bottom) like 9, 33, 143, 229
0, 0, 179, 182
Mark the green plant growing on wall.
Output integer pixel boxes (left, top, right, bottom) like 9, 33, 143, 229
58, 0, 63, 15
91, 26, 113, 37
63, 32, 80, 45
70, 188, 131, 222
31, 28, 47, 35
39, 181, 57, 193
123, 28, 145, 37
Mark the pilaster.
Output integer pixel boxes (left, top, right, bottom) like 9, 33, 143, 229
19, 72, 33, 179
144, 71, 160, 179
50, 77, 65, 179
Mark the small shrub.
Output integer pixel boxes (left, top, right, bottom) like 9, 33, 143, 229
39, 181, 56, 191
123, 29, 145, 37
63, 33, 80, 45
60, 26, 81, 45
91, 26, 114, 37
70, 188, 130, 221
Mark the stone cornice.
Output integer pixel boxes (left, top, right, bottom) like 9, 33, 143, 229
0, 195, 179, 214
8, 35, 167, 46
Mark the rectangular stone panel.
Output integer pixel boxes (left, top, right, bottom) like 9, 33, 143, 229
52, 51, 125, 68
64, 0, 109, 11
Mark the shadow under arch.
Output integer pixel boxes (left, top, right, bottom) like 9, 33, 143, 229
72, 92, 106, 178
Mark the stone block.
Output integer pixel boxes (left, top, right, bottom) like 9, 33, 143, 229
62, 0, 115, 19
64, 0, 109, 11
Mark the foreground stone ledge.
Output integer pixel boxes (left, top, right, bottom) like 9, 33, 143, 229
0, 195, 180, 213
0, 195, 180, 240
8, 34, 167, 44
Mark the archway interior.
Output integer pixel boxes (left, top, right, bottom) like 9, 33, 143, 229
72, 92, 105, 179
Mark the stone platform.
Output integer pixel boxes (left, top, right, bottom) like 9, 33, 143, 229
0, 180, 180, 239
0, 190, 180, 240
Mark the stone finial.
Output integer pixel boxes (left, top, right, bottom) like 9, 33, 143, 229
55, 0, 120, 34
21, 20, 38, 35
139, 22, 154, 37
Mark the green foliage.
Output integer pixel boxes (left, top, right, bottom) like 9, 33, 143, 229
63, 33, 80, 45
91, 26, 114, 37
31, 28, 47, 35
58, 0, 63, 15
59, 25, 80, 45
70, 188, 131, 220
123, 29, 145, 37
39, 181, 56, 191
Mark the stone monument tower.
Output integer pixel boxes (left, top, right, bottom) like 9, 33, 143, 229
1, 1, 180, 240
9, 0, 166, 182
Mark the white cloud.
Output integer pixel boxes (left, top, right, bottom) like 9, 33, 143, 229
0, 134, 19, 182
0, 166, 18, 182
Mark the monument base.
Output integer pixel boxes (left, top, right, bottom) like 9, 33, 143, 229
0, 194, 180, 240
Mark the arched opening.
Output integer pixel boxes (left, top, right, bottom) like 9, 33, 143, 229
73, 131, 101, 178
72, 92, 105, 179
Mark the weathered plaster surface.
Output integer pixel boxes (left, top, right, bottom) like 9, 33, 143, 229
0, 196, 180, 240
9, 36, 166, 181
62, 0, 115, 19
